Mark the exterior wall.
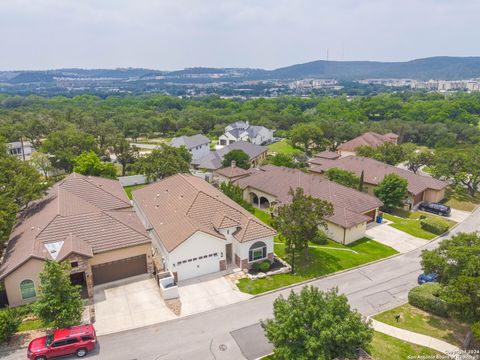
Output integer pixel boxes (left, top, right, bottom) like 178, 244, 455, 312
89, 243, 153, 274
67, 254, 93, 298
364, 183, 377, 197
339, 150, 356, 158
118, 174, 148, 187
242, 186, 277, 208
322, 221, 367, 245
235, 236, 274, 269
168, 231, 226, 281
344, 222, 367, 245
4, 258, 44, 307
213, 173, 231, 185
424, 188, 446, 203
249, 127, 274, 145
189, 142, 210, 160
250, 151, 267, 167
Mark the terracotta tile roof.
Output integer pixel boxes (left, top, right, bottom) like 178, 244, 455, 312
309, 155, 448, 196
214, 165, 253, 179
235, 166, 382, 228
132, 174, 276, 252
337, 132, 397, 152
0, 173, 150, 280
314, 150, 341, 160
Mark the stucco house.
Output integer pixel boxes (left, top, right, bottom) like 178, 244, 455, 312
337, 132, 398, 157
169, 134, 211, 160
0, 173, 152, 307
235, 165, 383, 245
132, 174, 276, 281
309, 155, 448, 208
217, 121, 274, 148
7, 140, 35, 161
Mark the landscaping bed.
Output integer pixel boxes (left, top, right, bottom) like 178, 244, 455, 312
236, 238, 398, 295
372, 303, 470, 348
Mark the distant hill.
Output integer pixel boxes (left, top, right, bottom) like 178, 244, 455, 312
271, 57, 480, 80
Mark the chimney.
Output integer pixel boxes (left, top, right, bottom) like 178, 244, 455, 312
231, 160, 236, 168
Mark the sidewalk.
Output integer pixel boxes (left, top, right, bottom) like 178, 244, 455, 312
371, 319, 474, 360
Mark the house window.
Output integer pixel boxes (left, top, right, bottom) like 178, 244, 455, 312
249, 241, 267, 262
71, 261, 78, 268
20, 279, 36, 300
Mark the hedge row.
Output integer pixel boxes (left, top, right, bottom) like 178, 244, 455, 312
408, 283, 448, 317
420, 217, 450, 235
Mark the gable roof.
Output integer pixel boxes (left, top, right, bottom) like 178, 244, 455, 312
214, 165, 253, 179
309, 155, 448, 195
235, 166, 383, 228
0, 173, 150, 280
169, 134, 210, 150
132, 174, 276, 252
314, 150, 341, 160
337, 132, 397, 152
192, 141, 267, 170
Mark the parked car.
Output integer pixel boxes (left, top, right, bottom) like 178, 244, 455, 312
419, 202, 451, 216
27, 324, 97, 360
417, 272, 439, 285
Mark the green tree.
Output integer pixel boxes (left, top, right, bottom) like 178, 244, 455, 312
261, 287, 373, 360
42, 128, 97, 172
421, 232, 480, 338
30, 151, 54, 179
267, 153, 296, 168
136, 144, 191, 181
273, 188, 333, 262
111, 135, 138, 176
34, 260, 84, 329
73, 151, 117, 178
406, 150, 433, 174
289, 123, 325, 154
219, 182, 254, 213
374, 173, 408, 211
0, 307, 21, 343
221, 149, 250, 169
325, 167, 361, 189
356, 142, 407, 166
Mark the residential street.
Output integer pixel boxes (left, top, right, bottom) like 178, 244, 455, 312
4, 208, 479, 360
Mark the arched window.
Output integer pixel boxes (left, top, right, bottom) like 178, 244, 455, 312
20, 279, 36, 300
249, 241, 267, 262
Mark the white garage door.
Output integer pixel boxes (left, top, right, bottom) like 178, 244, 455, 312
174, 253, 220, 281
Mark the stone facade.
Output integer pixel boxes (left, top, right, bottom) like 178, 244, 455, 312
219, 259, 226, 271
66, 254, 93, 300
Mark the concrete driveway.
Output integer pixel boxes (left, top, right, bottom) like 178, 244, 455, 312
93, 274, 176, 335
366, 221, 427, 253
178, 272, 252, 316
447, 208, 471, 223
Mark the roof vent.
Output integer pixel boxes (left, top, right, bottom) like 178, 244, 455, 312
155, 204, 159, 209
156, 193, 160, 197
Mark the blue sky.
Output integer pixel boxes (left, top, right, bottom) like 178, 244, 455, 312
0, 0, 479, 70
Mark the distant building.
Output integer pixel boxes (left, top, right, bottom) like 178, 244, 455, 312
217, 121, 274, 148
169, 134, 211, 160
7, 141, 35, 161
337, 132, 398, 157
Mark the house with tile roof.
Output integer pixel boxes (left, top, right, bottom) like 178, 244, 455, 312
0, 173, 152, 307
217, 121, 274, 148
169, 134, 211, 160
337, 132, 398, 157
234, 165, 383, 245
132, 174, 276, 281
309, 155, 448, 208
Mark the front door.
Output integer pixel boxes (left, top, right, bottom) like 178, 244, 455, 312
226, 244, 233, 264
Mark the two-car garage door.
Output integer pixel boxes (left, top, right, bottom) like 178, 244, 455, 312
92, 254, 147, 285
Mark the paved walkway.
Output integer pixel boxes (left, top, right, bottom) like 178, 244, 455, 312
371, 319, 473, 360
366, 221, 427, 253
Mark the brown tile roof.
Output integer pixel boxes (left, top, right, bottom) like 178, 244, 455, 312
214, 165, 254, 180
235, 166, 382, 228
310, 155, 448, 196
0, 173, 150, 280
337, 132, 397, 152
314, 150, 341, 160
132, 174, 276, 252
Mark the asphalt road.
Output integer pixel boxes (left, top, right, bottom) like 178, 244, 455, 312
6, 208, 479, 360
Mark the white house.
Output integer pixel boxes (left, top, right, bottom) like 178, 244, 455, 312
7, 141, 35, 161
217, 121, 274, 148
169, 134, 211, 160
132, 174, 276, 281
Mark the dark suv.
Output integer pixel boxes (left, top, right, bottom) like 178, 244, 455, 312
419, 202, 451, 216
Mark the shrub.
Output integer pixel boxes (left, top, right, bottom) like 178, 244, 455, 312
311, 230, 329, 245
420, 217, 449, 235
251, 262, 261, 272
408, 283, 448, 317
260, 260, 271, 272
0, 307, 21, 343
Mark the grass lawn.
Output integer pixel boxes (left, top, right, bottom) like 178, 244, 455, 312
267, 139, 301, 155
0, 306, 45, 332
254, 208, 273, 226
262, 331, 441, 360
123, 184, 146, 200
383, 209, 456, 240
444, 187, 480, 212
373, 303, 469, 347
236, 237, 398, 294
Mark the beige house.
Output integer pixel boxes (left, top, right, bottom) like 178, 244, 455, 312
337, 132, 398, 157
234, 165, 383, 245
309, 155, 448, 208
213, 161, 254, 185
0, 173, 152, 307
132, 174, 276, 281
